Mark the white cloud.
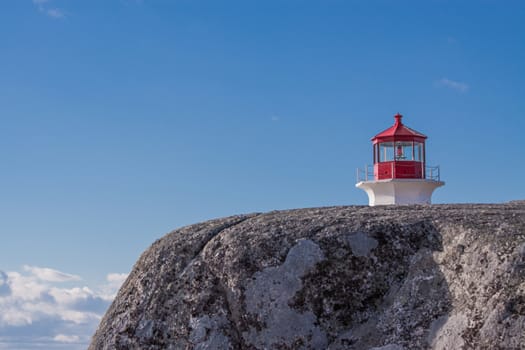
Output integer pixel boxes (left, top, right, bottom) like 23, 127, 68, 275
0, 272, 10, 297
49, 286, 96, 305
7, 271, 48, 301
436, 78, 469, 93
106, 273, 128, 284
0, 266, 128, 349
54, 334, 80, 343
32, 0, 66, 19
46, 8, 65, 19
100, 273, 129, 299
23, 265, 81, 282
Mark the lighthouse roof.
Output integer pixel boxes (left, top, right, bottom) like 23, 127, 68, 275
372, 114, 427, 143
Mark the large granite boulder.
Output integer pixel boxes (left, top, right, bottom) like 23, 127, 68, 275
90, 202, 525, 349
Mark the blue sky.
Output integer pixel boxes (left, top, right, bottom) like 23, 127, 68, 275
1, 0, 524, 347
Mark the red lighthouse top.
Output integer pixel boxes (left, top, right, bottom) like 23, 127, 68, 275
372, 114, 427, 180
372, 113, 427, 144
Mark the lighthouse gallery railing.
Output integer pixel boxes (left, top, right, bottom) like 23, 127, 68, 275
356, 164, 441, 182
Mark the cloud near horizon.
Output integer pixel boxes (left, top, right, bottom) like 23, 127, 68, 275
0, 266, 127, 349
22, 265, 81, 283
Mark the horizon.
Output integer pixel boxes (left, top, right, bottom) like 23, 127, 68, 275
1, 0, 524, 348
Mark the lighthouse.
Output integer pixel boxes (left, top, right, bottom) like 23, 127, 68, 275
356, 114, 444, 206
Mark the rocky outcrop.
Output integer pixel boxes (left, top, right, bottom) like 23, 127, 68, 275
90, 202, 525, 350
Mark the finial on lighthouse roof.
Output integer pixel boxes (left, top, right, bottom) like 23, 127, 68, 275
394, 113, 403, 125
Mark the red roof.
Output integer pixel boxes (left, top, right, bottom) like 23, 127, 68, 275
372, 114, 427, 143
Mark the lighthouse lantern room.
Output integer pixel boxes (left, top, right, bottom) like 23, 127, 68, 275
356, 114, 444, 206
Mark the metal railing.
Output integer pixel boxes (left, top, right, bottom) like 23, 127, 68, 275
356, 164, 441, 182
426, 165, 441, 181
356, 165, 374, 183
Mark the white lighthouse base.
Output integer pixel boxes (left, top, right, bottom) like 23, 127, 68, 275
356, 179, 444, 206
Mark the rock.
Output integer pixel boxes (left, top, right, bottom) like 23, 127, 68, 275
89, 202, 525, 349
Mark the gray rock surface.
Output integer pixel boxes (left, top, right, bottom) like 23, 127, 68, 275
90, 202, 525, 349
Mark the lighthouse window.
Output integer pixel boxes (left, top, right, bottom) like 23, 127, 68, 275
378, 142, 424, 162
395, 142, 414, 161
414, 142, 422, 161
379, 142, 395, 162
